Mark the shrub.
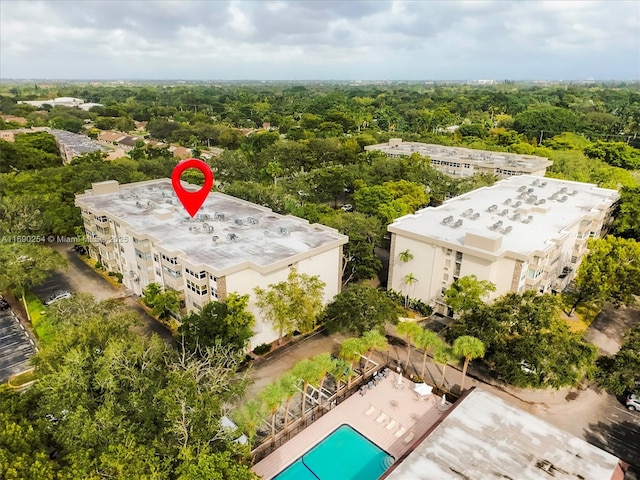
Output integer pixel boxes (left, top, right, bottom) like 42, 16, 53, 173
95, 261, 104, 270
385, 289, 433, 317
115, 273, 123, 283
253, 343, 271, 355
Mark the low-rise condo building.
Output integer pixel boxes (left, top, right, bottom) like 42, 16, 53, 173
387, 175, 618, 314
76, 179, 348, 347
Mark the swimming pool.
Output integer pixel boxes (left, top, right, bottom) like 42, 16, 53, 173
274, 424, 394, 480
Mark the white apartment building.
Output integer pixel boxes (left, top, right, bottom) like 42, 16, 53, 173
76, 179, 348, 347
387, 175, 619, 315
365, 139, 552, 179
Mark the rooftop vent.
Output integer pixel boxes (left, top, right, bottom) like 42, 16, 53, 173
247, 217, 258, 225
234, 218, 243, 225
489, 220, 503, 231
518, 186, 527, 192
527, 188, 534, 193
202, 223, 214, 233
462, 208, 474, 217
471, 213, 480, 220
452, 219, 463, 228
441, 215, 454, 224
215, 212, 225, 221
559, 196, 569, 202
535, 199, 546, 205
498, 209, 509, 216
560, 187, 568, 194
511, 213, 521, 221
502, 226, 513, 234
526, 195, 537, 204
541, 182, 547, 187
502, 199, 511, 206
522, 215, 534, 224
487, 204, 498, 212
147, 201, 153, 208
570, 189, 578, 195
227, 233, 238, 242
278, 227, 290, 236
513, 201, 522, 207
212, 235, 219, 243
532, 179, 539, 186
136, 201, 143, 208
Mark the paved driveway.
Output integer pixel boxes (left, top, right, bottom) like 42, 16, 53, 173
31, 244, 174, 343
0, 309, 36, 383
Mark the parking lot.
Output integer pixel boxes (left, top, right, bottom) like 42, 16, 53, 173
0, 309, 36, 383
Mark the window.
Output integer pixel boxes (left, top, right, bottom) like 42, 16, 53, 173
94, 215, 107, 222
187, 279, 208, 295
570, 256, 578, 264
162, 266, 181, 278
153, 254, 159, 262
455, 251, 463, 262
155, 269, 161, 277
443, 273, 449, 281
445, 259, 451, 268
192, 300, 201, 309
185, 268, 206, 279
135, 248, 151, 261
161, 253, 178, 265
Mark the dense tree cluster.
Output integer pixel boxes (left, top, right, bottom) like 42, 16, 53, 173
448, 289, 598, 389
0, 295, 255, 479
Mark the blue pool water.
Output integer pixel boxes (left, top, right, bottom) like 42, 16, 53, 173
274, 424, 394, 480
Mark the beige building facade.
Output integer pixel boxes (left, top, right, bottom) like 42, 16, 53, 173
76, 179, 348, 347
365, 139, 552, 179
387, 175, 618, 314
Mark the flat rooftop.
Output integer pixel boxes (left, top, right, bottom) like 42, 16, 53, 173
386, 388, 620, 480
366, 141, 551, 171
76, 179, 347, 273
50, 129, 110, 156
389, 175, 619, 257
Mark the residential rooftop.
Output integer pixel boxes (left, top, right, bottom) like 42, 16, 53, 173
365, 139, 552, 173
388, 175, 618, 258
76, 179, 348, 274
385, 388, 621, 480
50, 129, 110, 156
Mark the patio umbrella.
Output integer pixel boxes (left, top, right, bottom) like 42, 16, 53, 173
414, 383, 433, 396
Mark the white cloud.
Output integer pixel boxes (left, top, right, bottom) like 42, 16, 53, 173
0, 0, 638, 79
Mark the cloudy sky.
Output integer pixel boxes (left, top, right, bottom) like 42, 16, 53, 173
1, 0, 639, 80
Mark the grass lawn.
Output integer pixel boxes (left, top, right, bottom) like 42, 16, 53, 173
559, 293, 601, 334
25, 292, 56, 344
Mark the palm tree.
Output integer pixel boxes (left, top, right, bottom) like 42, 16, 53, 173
433, 344, 458, 390
403, 273, 418, 308
234, 399, 264, 449
399, 249, 414, 263
330, 358, 352, 396
260, 382, 285, 442
312, 353, 336, 406
291, 359, 322, 420
414, 329, 443, 381
396, 321, 422, 369
339, 338, 364, 388
361, 330, 388, 373
452, 335, 486, 393
279, 373, 299, 431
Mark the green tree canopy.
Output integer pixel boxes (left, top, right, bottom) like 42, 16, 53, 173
444, 275, 496, 316
322, 284, 398, 334
596, 326, 640, 395
178, 293, 255, 352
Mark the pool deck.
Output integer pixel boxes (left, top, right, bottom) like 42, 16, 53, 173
253, 374, 449, 479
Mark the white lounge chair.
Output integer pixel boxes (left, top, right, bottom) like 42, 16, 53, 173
394, 425, 408, 438
385, 418, 397, 431
364, 405, 376, 416
403, 430, 415, 444
375, 412, 388, 423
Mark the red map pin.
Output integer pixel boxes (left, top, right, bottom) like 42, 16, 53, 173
171, 158, 214, 217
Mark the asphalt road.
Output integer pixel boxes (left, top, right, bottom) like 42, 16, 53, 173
0, 309, 36, 383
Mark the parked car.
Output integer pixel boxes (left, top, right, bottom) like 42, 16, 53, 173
45, 291, 72, 306
626, 393, 640, 411
0, 296, 9, 310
